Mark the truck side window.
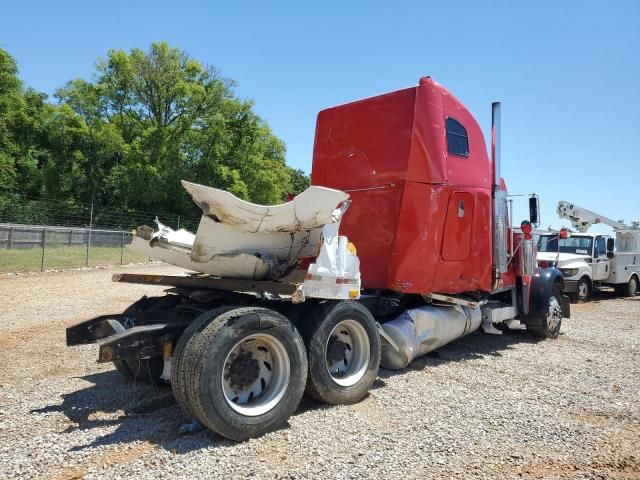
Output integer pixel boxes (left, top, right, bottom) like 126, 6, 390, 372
446, 117, 469, 157
596, 237, 606, 257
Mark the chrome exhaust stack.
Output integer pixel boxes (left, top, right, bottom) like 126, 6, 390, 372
492, 102, 501, 188
492, 102, 508, 278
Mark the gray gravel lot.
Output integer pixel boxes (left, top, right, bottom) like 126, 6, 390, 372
0, 264, 639, 479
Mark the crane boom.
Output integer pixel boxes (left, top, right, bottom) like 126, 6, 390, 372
556, 201, 635, 232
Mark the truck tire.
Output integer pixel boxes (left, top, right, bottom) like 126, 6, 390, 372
184, 307, 307, 441
570, 277, 591, 303
621, 276, 639, 297
529, 286, 563, 339
301, 301, 381, 405
171, 306, 234, 418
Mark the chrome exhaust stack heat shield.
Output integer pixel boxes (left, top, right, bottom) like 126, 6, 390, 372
380, 305, 482, 370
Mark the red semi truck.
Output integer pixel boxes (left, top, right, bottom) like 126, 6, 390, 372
67, 77, 570, 441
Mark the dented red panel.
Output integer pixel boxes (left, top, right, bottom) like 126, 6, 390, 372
312, 77, 494, 295
405, 78, 448, 184
387, 185, 492, 294
387, 183, 449, 293
312, 87, 415, 189
432, 189, 493, 293
334, 186, 403, 289
311, 88, 415, 289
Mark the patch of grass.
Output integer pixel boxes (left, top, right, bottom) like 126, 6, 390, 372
0, 246, 149, 273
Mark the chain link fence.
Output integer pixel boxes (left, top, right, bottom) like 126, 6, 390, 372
0, 196, 200, 273
0, 224, 150, 273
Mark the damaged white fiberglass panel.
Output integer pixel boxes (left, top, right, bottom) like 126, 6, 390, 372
129, 235, 272, 279
128, 181, 350, 280
181, 181, 349, 233
190, 216, 322, 263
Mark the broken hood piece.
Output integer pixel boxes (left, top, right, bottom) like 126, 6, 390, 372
129, 234, 272, 279
181, 180, 350, 233
127, 181, 351, 281
149, 218, 195, 252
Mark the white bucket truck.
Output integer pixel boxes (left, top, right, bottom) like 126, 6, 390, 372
537, 201, 639, 302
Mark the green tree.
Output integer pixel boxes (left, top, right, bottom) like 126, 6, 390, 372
0, 48, 52, 197
288, 168, 310, 195
56, 42, 292, 214
0, 43, 299, 228
0, 48, 22, 191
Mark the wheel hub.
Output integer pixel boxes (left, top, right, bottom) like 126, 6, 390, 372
226, 351, 260, 391
326, 335, 348, 365
221, 333, 291, 417
548, 297, 562, 330
324, 319, 370, 387
578, 282, 588, 298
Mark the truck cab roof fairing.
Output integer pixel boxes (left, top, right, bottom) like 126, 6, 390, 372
311, 76, 493, 294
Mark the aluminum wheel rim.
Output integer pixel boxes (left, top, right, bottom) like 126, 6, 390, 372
547, 296, 562, 330
325, 319, 370, 387
577, 281, 588, 299
631, 278, 638, 294
221, 333, 290, 417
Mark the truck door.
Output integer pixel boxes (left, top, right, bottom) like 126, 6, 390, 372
441, 192, 474, 261
592, 236, 610, 281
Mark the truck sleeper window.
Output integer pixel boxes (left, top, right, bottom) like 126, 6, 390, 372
445, 117, 469, 156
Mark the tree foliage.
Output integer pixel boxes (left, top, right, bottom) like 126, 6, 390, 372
0, 49, 52, 197
0, 43, 309, 226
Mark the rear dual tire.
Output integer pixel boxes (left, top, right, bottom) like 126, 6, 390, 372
171, 306, 234, 417
172, 307, 307, 441
302, 301, 381, 405
171, 301, 380, 441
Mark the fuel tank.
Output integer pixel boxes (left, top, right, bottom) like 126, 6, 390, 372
380, 304, 482, 370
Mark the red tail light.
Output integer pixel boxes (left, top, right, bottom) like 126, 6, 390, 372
539, 260, 548, 268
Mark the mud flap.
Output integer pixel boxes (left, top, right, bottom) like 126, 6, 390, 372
560, 294, 571, 319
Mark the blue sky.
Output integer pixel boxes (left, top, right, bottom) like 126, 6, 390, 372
1, 0, 638, 233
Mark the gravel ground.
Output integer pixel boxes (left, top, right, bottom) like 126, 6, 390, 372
1, 264, 639, 479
